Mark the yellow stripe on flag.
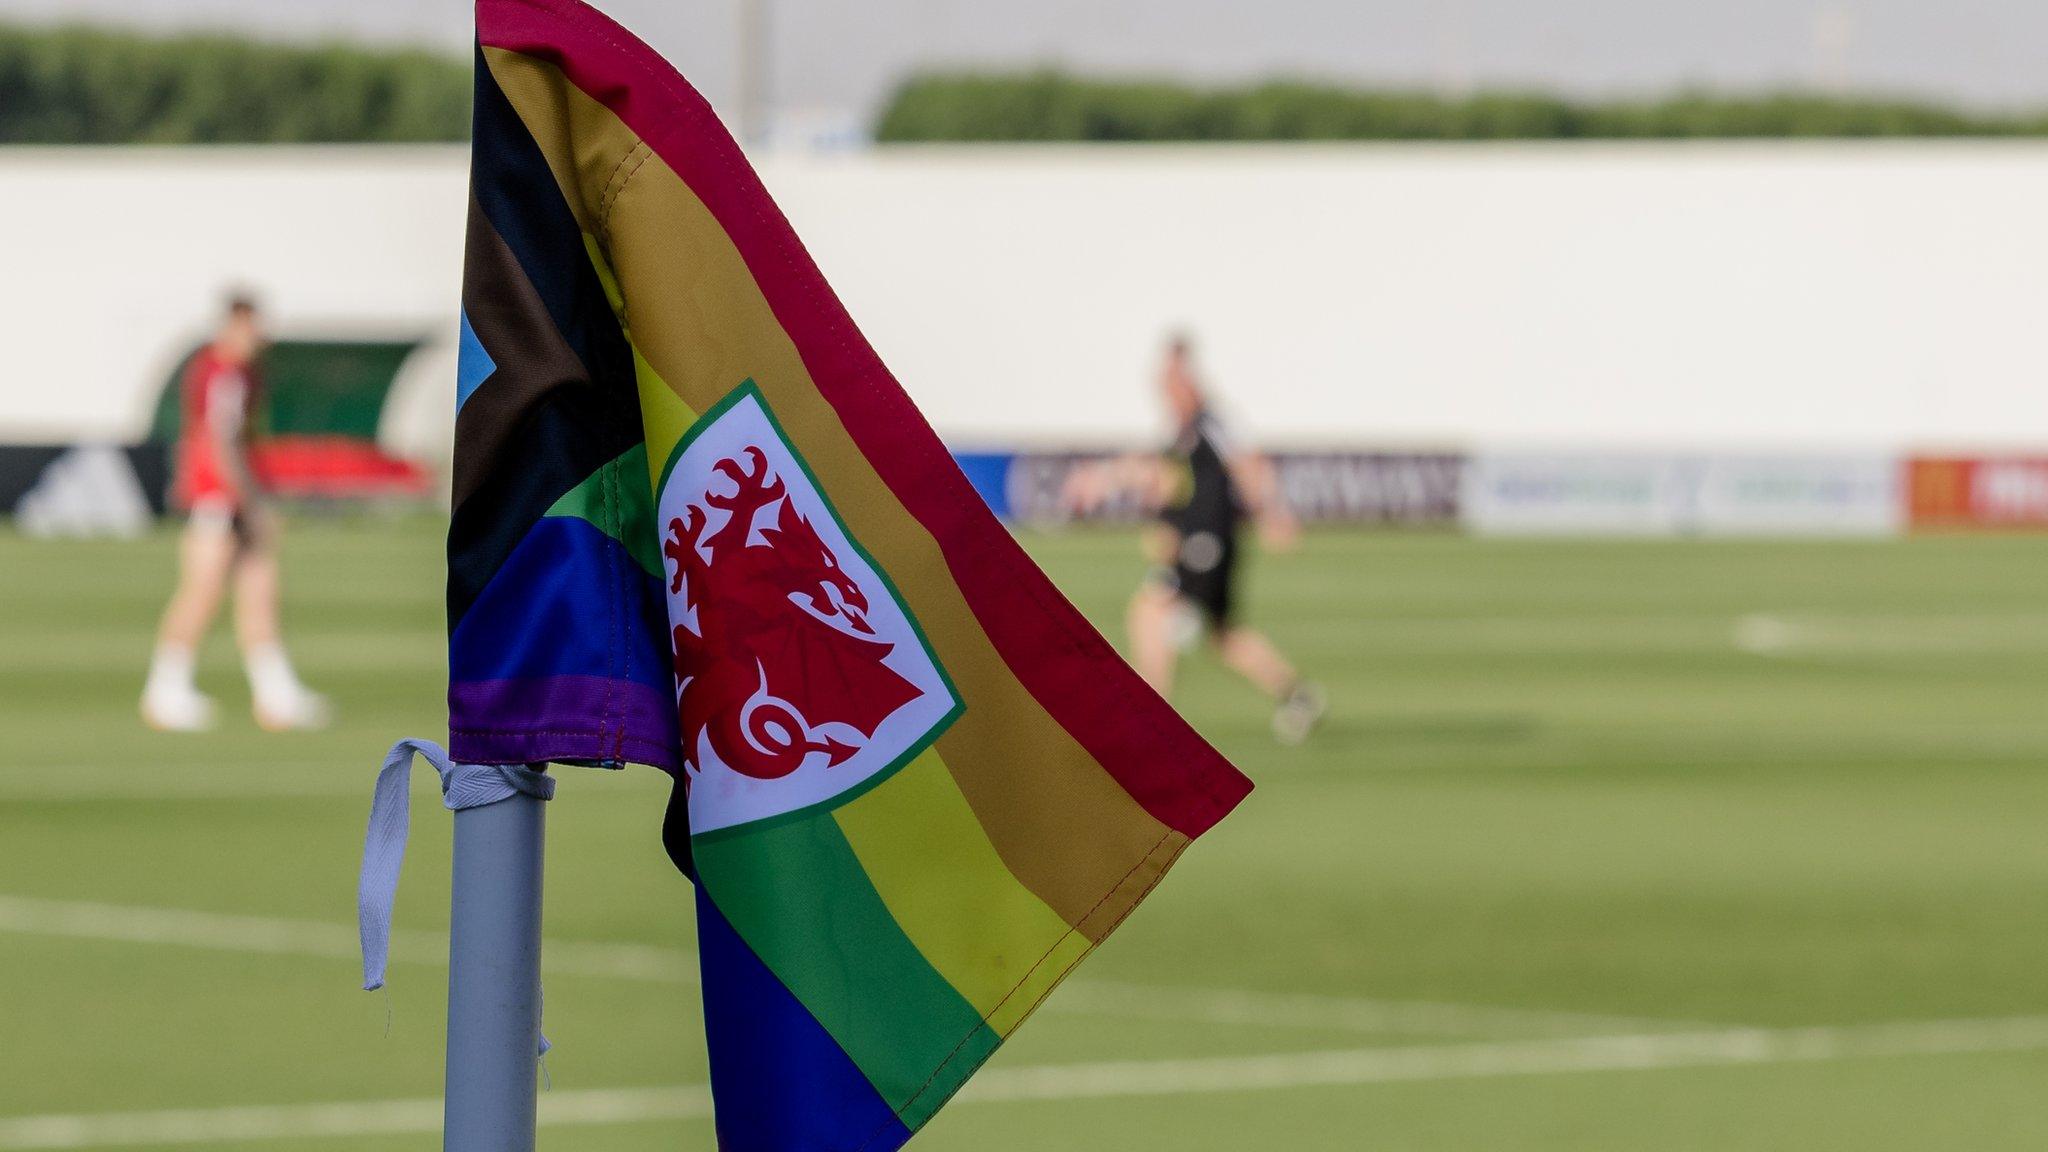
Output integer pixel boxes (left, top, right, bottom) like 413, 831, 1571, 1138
832, 748, 1084, 1034
495, 48, 700, 480
484, 46, 629, 234
631, 346, 696, 489
582, 233, 699, 477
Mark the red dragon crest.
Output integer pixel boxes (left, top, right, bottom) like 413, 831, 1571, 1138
664, 446, 921, 781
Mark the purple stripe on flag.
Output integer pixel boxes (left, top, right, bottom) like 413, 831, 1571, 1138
449, 675, 679, 771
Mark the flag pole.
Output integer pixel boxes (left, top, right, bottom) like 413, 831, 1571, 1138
735, 0, 772, 146
443, 775, 548, 1152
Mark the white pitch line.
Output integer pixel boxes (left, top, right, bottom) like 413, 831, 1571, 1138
960, 1015, 2048, 1104
1732, 612, 2048, 657
0, 896, 1682, 1038
1056, 978, 1705, 1038
0, 1087, 714, 1151
8, 1017, 2048, 1149
0, 765, 384, 802
0, 895, 696, 986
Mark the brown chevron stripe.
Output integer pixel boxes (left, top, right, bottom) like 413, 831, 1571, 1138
452, 194, 604, 512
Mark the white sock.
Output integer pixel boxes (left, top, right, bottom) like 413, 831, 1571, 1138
145, 644, 197, 698
245, 642, 306, 703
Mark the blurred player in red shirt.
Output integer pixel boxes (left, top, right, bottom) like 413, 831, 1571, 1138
141, 293, 329, 731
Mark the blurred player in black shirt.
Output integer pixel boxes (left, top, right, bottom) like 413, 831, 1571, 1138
1128, 334, 1325, 744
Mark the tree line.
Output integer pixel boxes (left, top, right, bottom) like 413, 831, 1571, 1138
875, 72, 2048, 143
0, 23, 469, 145
8, 24, 2042, 149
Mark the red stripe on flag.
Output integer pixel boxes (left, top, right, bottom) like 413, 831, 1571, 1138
478, 0, 1252, 838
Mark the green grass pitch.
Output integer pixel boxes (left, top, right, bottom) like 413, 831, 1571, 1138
3, 520, 2047, 1149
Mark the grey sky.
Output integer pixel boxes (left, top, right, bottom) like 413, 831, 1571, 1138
7, 0, 2048, 127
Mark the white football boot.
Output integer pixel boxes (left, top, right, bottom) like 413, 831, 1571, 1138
1272, 682, 1327, 747
247, 644, 333, 732
254, 685, 332, 732
141, 682, 218, 733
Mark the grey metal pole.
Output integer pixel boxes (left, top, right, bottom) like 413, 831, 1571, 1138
736, 0, 772, 146
443, 780, 547, 1152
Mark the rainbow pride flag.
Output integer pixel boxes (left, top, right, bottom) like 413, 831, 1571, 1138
451, 1, 1253, 1145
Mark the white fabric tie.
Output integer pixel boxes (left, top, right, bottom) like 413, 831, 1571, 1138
357, 738, 556, 1054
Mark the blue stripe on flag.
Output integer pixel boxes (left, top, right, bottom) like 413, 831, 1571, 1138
449, 516, 671, 689
455, 310, 496, 411
696, 884, 911, 1152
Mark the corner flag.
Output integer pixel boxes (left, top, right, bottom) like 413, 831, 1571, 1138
451, 0, 1253, 1145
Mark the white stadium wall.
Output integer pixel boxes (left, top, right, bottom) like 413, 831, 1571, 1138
4, 141, 2048, 466
0, 146, 466, 458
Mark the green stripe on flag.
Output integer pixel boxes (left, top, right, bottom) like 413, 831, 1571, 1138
544, 443, 663, 579
694, 810, 1002, 1126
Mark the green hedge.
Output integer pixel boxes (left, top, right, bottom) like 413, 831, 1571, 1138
0, 23, 469, 145
875, 72, 2048, 143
